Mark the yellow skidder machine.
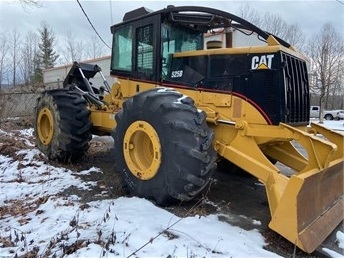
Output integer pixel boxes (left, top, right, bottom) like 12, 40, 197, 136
34, 6, 343, 253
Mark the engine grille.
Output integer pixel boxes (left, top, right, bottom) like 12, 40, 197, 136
282, 53, 310, 124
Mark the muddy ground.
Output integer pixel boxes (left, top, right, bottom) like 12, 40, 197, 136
0, 117, 342, 258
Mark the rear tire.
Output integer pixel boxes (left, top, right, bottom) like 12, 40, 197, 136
34, 89, 92, 163
324, 114, 333, 120
113, 88, 216, 206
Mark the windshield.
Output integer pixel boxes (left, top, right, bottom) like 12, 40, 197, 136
161, 23, 203, 79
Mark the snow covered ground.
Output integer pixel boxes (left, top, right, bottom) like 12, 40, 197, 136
310, 119, 344, 132
0, 120, 343, 257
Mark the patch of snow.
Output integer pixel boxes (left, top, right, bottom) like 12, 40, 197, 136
156, 87, 173, 93
16, 128, 34, 137
0, 120, 343, 257
0, 149, 96, 206
0, 129, 12, 136
0, 197, 281, 257
75, 166, 103, 175
337, 231, 344, 249
322, 248, 344, 258
173, 95, 188, 104
0, 135, 282, 257
310, 119, 344, 132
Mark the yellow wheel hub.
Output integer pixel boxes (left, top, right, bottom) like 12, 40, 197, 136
37, 107, 54, 145
123, 121, 161, 180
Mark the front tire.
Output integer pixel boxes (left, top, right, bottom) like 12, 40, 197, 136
113, 88, 216, 206
34, 89, 92, 163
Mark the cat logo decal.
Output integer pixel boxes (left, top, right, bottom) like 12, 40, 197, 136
251, 54, 274, 69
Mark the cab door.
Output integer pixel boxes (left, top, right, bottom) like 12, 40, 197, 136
131, 15, 161, 82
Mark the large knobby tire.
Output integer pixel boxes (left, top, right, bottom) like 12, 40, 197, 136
113, 88, 216, 206
34, 89, 92, 163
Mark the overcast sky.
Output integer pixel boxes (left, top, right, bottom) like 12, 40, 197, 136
0, 0, 343, 59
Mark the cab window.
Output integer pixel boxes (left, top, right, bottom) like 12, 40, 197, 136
136, 24, 154, 75
161, 23, 203, 80
111, 25, 133, 72
167, 56, 207, 86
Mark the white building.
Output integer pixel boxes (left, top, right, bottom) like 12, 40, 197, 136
43, 55, 112, 88
204, 28, 266, 49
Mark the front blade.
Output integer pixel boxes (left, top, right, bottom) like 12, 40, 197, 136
269, 159, 343, 253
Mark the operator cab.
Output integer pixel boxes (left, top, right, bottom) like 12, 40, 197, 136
110, 5, 289, 83
110, 6, 205, 82
110, 6, 310, 126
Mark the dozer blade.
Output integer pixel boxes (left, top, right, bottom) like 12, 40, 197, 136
269, 161, 343, 253
269, 123, 344, 253
216, 122, 344, 253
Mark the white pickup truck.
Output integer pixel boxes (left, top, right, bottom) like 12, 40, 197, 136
310, 106, 344, 120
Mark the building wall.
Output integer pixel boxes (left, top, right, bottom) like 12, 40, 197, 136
43, 56, 113, 88
232, 30, 266, 47
204, 29, 266, 48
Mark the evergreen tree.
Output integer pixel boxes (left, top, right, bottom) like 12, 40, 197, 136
38, 21, 59, 70
31, 51, 43, 83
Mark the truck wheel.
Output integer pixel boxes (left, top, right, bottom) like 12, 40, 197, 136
324, 114, 333, 120
34, 89, 92, 163
113, 88, 216, 206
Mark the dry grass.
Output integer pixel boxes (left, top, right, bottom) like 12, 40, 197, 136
0, 197, 49, 219
0, 138, 32, 159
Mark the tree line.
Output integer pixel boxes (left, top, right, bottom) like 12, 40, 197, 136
1, 3, 343, 110
0, 22, 108, 89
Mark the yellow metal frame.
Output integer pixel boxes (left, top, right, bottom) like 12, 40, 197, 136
37, 107, 54, 145
173, 39, 306, 60
89, 107, 116, 134
215, 121, 343, 252
123, 120, 162, 180
88, 75, 343, 253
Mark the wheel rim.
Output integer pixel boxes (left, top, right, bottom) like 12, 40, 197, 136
37, 107, 54, 145
123, 121, 161, 180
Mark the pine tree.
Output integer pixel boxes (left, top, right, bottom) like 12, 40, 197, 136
38, 21, 59, 70
31, 51, 43, 83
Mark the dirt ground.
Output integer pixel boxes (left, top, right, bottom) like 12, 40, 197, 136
0, 117, 342, 258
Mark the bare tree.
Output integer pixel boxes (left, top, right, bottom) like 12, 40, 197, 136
307, 23, 344, 122
9, 29, 21, 86
237, 4, 306, 50
19, 31, 39, 85
19, 0, 41, 8
62, 30, 84, 63
284, 23, 306, 51
85, 35, 107, 60
0, 31, 9, 89
262, 12, 288, 37
237, 4, 262, 27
